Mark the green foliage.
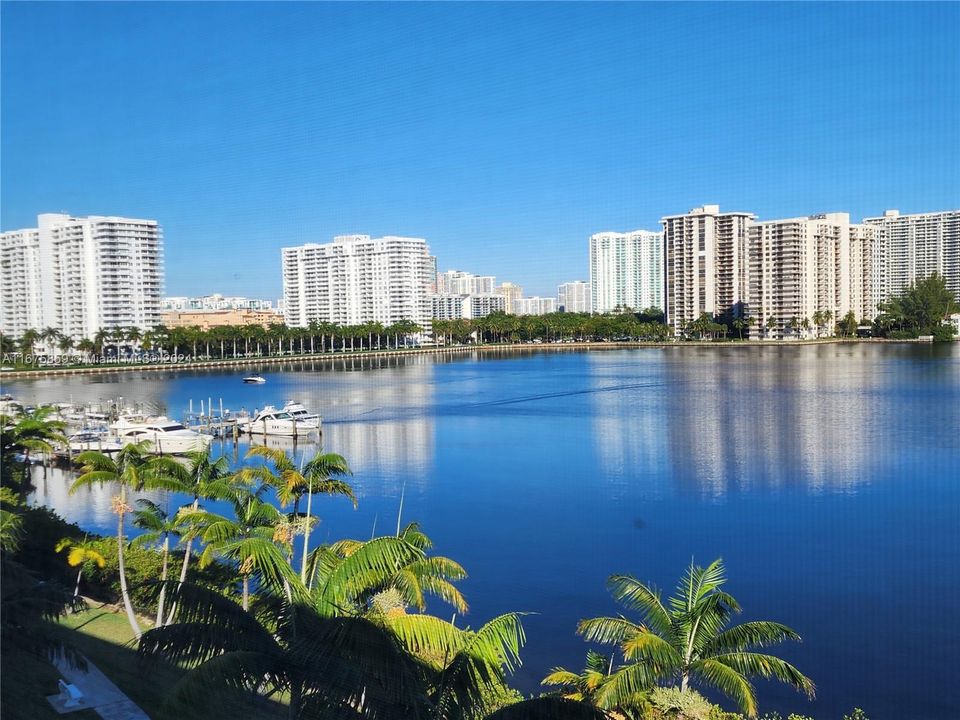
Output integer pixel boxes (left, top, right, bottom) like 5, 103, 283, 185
578, 559, 814, 717
874, 273, 959, 339
648, 686, 717, 719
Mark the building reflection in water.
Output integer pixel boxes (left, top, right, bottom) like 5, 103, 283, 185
588, 345, 936, 498
26, 463, 170, 534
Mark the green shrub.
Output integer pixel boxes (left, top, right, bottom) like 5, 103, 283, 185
648, 687, 718, 720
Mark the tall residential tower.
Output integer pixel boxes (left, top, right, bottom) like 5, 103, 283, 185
0, 213, 164, 339
863, 209, 960, 302
662, 205, 754, 330
589, 230, 663, 314
282, 234, 433, 329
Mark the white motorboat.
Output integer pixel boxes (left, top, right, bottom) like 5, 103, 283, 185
281, 400, 322, 430
239, 405, 316, 436
65, 431, 123, 454
243, 375, 267, 384
111, 416, 212, 454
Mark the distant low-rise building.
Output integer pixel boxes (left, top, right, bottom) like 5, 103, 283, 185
161, 308, 283, 329
162, 294, 275, 312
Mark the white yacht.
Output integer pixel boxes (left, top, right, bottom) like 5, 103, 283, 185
65, 430, 123, 455
281, 400, 322, 430
243, 375, 267, 384
111, 416, 212, 454
239, 405, 316, 436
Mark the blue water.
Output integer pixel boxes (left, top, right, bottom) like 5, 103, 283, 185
8, 344, 960, 718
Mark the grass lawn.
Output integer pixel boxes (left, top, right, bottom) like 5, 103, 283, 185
2, 603, 287, 720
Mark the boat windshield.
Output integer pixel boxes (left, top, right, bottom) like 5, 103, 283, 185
160, 424, 188, 431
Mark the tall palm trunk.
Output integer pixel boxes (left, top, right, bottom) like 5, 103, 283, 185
300, 483, 313, 583
74, 567, 83, 598
117, 491, 142, 638
242, 575, 250, 611
165, 497, 199, 625
156, 534, 170, 627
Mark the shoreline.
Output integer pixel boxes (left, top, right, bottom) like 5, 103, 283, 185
0, 337, 939, 380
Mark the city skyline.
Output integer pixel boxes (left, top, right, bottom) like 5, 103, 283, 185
3, 2, 958, 298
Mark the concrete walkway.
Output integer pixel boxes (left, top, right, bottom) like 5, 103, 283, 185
48, 652, 149, 720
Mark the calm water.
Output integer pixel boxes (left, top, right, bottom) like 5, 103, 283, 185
7, 344, 960, 718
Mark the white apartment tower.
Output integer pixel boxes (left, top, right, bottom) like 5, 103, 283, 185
863, 209, 960, 302
512, 297, 556, 316
748, 213, 879, 339
282, 235, 433, 329
662, 205, 755, 330
0, 213, 164, 339
589, 230, 663, 314
436, 270, 496, 295
557, 280, 591, 313
430, 293, 506, 321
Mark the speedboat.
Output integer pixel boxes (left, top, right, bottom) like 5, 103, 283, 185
111, 416, 212, 454
239, 405, 316, 436
281, 400, 322, 430
65, 430, 123, 454
243, 375, 267, 384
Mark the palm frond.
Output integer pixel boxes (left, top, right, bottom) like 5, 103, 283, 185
707, 652, 815, 698
607, 574, 673, 638
692, 657, 757, 717
703, 621, 802, 655
576, 616, 642, 646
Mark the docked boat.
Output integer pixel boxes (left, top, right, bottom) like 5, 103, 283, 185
243, 375, 267, 384
65, 430, 123, 454
239, 405, 316, 436
281, 400, 322, 429
111, 416, 212, 454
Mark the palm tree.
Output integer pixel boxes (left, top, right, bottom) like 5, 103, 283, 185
18, 328, 41, 356
187, 479, 298, 610
731, 318, 747, 340
55, 535, 107, 598
152, 449, 233, 594
542, 651, 629, 712
577, 559, 814, 717
131, 499, 181, 625
244, 446, 356, 582
1, 407, 68, 501
69, 443, 179, 637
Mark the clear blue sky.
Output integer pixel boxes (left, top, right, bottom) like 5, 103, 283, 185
2, 2, 958, 298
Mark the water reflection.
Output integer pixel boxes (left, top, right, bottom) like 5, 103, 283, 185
27, 463, 170, 531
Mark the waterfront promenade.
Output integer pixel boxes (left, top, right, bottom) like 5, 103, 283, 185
0, 337, 932, 379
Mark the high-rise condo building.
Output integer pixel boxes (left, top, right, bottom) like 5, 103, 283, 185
282, 235, 433, 329
436, 270, 496, 295
557, 280, 591, 313
662, 205, 754, 330
863, 209, 960, 301
0, 213, 164, 340
747, 213, 879, 339
496, 282, 524, 314
512, 297, 556, 316
430, 293, 506, 321
589, 230, 663, 314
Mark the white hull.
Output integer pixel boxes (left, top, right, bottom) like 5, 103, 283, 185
116, 432, 212, 454
241, 418, 314, 436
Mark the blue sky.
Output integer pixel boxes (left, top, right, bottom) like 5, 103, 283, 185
2, 2, 958, 298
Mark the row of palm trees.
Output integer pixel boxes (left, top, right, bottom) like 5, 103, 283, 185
1, 410, 814, 718
3, 312, 677, 365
